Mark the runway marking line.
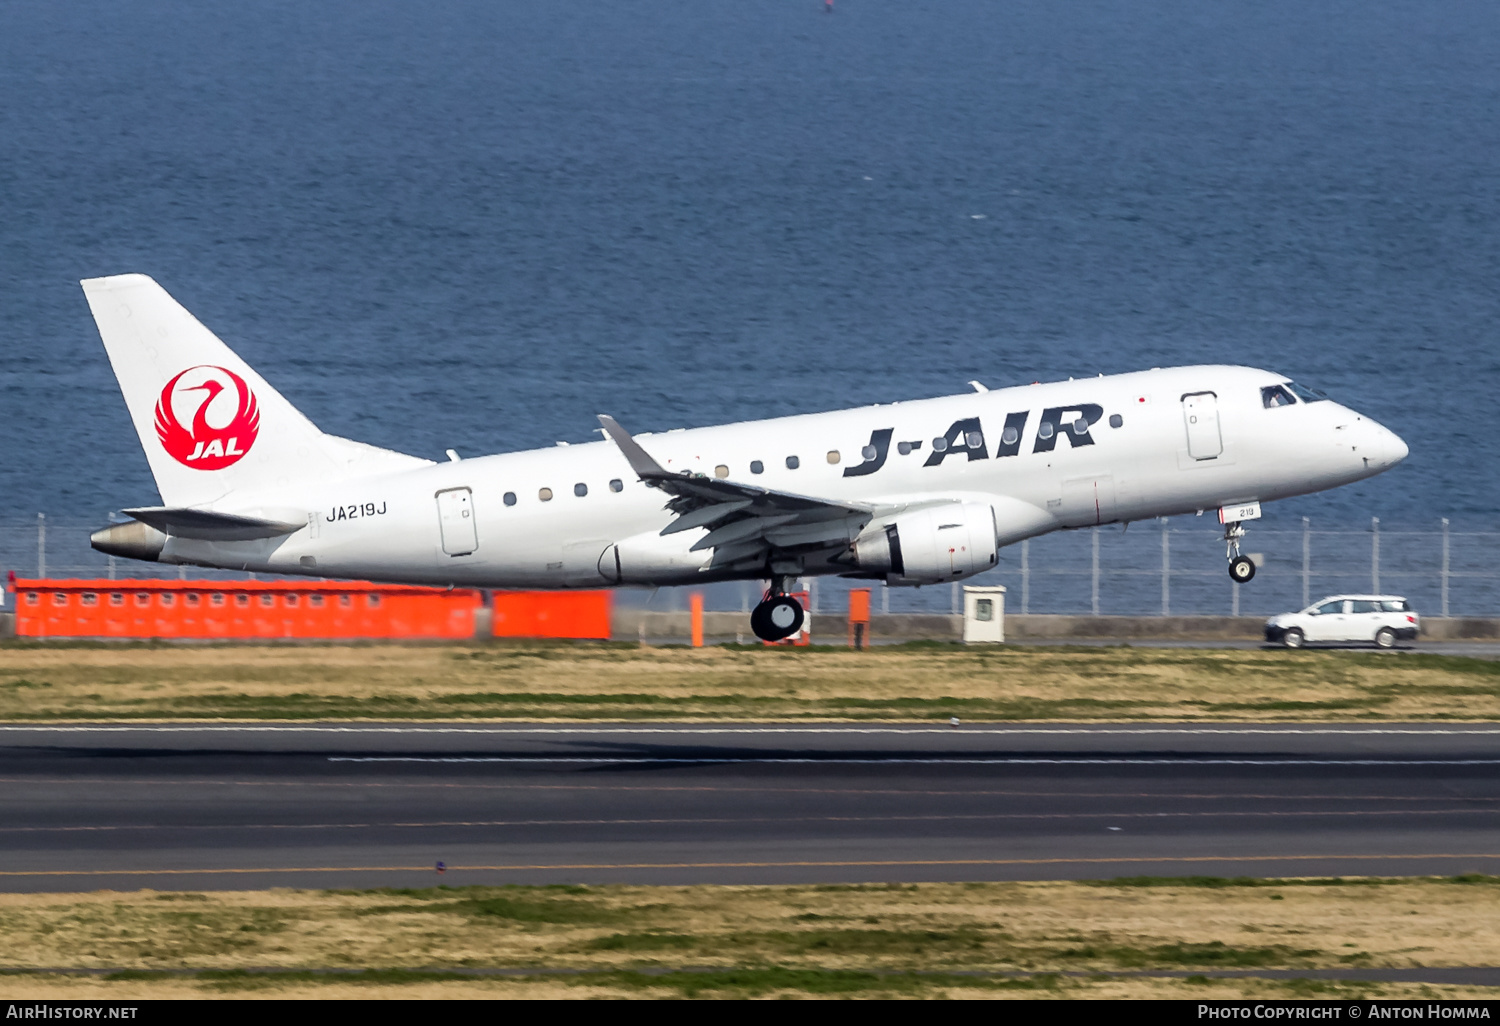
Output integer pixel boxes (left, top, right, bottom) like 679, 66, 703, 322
5, 725, 1500, 736
327, 756, 1500, 766
6, 806, 1500, 834
5, 853, 1500, 877
0, 778, 1492, 802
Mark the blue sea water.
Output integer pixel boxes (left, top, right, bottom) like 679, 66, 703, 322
1, 0, 1497, 543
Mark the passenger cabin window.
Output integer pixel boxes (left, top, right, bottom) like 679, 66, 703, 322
1108, 414, 1124, 429
1036, 423, 1054, 440
966, 430, 985, 447
749, 461, 763, 475
1315, 600, 1345, 615
503, 492, 517, 506
931, 437, 949, 451
574, 483, 588, 497
714, 465, 729, 478
538, 487, 553, 501
897, 441, 913, 455
786, 455, 800, 469
861, 445, 877, 461
1000, 427, 1019, 445
1287, 381, 1330, 402
1261, 385, 1296, 408
826, 451, 840, 464
609, 479, 624, 492
1070, 418, 1087, 435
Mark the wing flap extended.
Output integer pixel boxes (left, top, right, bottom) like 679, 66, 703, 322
598, 414, 876, 568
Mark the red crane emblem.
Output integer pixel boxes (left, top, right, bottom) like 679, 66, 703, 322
154, 365, 260, 470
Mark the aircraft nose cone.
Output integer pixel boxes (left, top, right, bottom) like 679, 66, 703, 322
1367, 422, 1408, 469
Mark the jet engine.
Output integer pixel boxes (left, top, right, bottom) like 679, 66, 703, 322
850, 502, 998, 586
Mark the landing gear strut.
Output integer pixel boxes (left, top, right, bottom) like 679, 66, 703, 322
1225, 521, 1256, 583
750, 577, 805, 642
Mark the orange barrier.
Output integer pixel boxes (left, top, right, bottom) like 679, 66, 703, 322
690, 592, 704, 648
490, 590, 611, 640
848, 588, 872, 649
10, 578, 480, 640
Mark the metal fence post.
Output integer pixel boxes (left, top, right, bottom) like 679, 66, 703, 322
1371, 517, 1380, 594
1231, 575, 1240, 617
36, 513, 45, 579
1020, 538, 1030, 614
1441, 518, 1450, 617
810, 576, 819, 615
881, 581, 889, 614
950, 580, 958, 615
1160, 518, 1170, 616
1090, 527, 1100, 616
1301, 517, 1310, 609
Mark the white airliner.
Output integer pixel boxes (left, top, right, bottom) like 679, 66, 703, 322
84, 274, 1408, 640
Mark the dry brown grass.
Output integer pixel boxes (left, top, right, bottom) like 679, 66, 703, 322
0, 641, 1498, 721
0, 878, 1499, 998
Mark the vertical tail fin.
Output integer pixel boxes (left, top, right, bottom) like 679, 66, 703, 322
82, 274, 426, 509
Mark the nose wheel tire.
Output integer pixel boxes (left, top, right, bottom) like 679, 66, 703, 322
1282, 628, 1305, 649
1229, 556, 1256, 583
750, 595, 805, 642
1374, 627, 1397, 649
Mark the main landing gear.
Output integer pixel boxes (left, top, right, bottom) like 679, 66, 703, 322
1225, 521, 1256, 583
750, 578, 805, 642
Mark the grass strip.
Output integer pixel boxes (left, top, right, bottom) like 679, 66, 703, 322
3, 641, 1500, 721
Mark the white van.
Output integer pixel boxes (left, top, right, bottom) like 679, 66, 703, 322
1264, 595, 1419, 649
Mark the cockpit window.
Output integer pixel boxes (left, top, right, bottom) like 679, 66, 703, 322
1286, 381, 1330, 403
1261, 385, 1296, 408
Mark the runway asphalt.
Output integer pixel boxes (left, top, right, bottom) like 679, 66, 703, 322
2, 722, 1499, 891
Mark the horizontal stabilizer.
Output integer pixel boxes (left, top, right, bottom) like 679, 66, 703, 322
121, 506, 304, 541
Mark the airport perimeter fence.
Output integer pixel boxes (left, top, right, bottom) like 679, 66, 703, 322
2, 514, 1498, 621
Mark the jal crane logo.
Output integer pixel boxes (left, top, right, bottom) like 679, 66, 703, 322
154, 365, 260, 470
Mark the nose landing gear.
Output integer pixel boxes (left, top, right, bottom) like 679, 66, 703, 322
750, 578, 805, 642
1225, 521, 1256, 583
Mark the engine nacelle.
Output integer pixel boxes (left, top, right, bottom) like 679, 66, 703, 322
852, 502, 998, 586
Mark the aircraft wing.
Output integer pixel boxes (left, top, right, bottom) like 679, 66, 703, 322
598, 415, 875, 569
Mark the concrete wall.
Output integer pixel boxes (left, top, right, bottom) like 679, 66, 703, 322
607, 608, 1500, 644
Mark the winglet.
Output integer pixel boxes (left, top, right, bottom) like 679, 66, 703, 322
597, 415, 671, 480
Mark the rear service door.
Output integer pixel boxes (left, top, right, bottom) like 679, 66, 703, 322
1182, 392, 1224, 460
436, 487, 478, 556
